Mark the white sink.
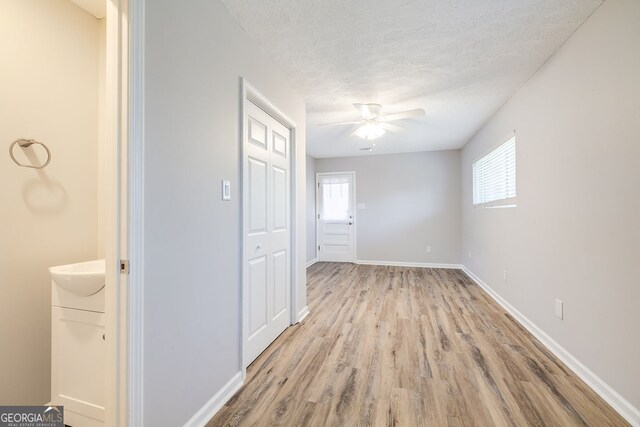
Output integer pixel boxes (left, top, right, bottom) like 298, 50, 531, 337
49, 259, 106, 296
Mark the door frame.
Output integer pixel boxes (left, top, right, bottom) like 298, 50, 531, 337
123, 0, 145, 425
240, 79, 298, 373
105, 0, 138, 425
315, 171, 357, 263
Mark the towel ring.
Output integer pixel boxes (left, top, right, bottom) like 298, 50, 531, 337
9, 138, 51, 169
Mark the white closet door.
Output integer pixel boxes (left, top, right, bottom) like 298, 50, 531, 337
244, 101, 291, 366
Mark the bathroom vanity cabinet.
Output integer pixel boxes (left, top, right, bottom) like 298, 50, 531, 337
50, 259, 106, 427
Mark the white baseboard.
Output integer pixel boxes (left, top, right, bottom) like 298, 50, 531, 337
306, 258, 318, 268
184, 371, 243, 427
356, 259, 462, 269
461, 266, 640, 427
297, 306, 310, 323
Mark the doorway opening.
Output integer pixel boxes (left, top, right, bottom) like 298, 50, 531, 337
0, 1, 130, 425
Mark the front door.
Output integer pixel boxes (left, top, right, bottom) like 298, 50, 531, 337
317, 173, 355, 262
244, 101, 291, 366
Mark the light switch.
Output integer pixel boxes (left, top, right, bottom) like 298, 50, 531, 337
555, 299, 563, 319
222, 180, 231, 201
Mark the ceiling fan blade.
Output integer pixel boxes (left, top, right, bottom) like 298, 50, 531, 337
354, 103, 382, 119
353, 103, 371, 118
318, 120, 362, 126
380, 122, 403, 133
382, 108, 425, 121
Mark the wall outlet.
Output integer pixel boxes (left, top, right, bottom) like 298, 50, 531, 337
503, 270, 508, 282
426, 246, 432, 253
555, 299, 563, 319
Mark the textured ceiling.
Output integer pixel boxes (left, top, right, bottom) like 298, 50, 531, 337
220, 0, 602, 158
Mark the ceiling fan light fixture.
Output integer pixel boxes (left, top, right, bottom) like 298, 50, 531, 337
355, 121, 385, 140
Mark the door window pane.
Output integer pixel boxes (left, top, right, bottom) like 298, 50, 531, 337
322, 182, 349, 220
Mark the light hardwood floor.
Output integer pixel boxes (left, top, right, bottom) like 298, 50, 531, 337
209, 263, 628, 426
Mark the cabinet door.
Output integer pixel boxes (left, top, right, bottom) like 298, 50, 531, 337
51, 307, 105, 424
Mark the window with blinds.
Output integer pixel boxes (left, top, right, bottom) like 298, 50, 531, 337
473, 136, 516, 207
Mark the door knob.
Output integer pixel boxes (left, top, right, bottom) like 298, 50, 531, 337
348, 222, 352, 225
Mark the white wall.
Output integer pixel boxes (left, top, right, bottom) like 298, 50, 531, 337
143, 1, 306, 424
461, 0, 640, 415
0, 0, 101, 404
306, 155, 317, 263
316, 151, 461, 265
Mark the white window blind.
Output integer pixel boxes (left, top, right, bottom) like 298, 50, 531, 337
473, 136, 516, 206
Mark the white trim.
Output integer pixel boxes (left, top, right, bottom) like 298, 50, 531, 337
104, 0, 132, 424
297, 306, 310, 323
461, 266, 640, 427
240, 79, 299, 373
244, 81, 297, 129
306, 258, 318, 268
183, 372, 244, 427
316, 171, 357, 263
127, 0, 145, 425
356, 260, 463, 269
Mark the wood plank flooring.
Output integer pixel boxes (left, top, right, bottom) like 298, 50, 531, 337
209, 263, 628, 426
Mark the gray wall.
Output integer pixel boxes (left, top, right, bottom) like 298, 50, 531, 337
144, 1, 306, 424
316, 151, 461, 265
461, 0, 640, 411
306, 155, 317, 263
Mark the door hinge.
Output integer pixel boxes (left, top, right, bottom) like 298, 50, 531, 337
120, 259, 130, 275
317, 214, 320, 219
317, 182, 320, 188
318, 245, 320, 251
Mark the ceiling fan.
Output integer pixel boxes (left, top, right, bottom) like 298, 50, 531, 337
319, 103, 426, 140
